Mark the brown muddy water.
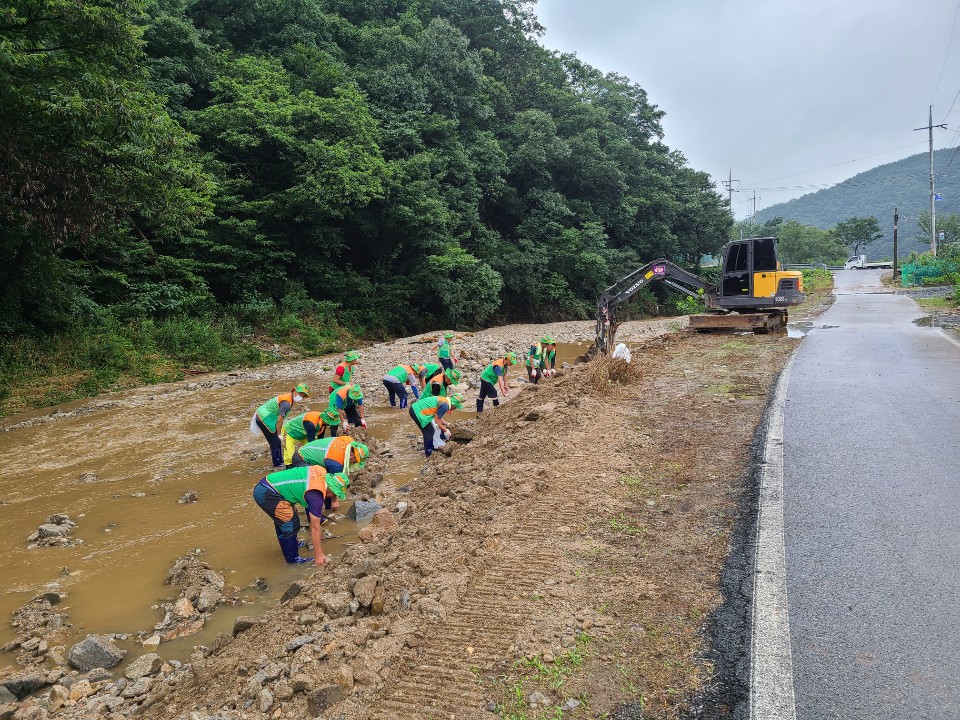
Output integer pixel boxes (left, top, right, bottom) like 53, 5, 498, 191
0, 344, 589, 671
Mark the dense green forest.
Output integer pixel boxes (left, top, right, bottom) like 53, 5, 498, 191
755, 149, 960, 258
1, 0, 732, 412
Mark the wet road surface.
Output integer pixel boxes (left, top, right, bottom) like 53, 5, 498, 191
784, 270, 960, 718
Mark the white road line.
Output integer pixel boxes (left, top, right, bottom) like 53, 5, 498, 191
749, 353, 798, 720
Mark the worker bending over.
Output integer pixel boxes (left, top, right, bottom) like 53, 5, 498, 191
477, 352, 516, 412
526, 336, 557, 384
252, 465, 348, 565
423, 366, 461, 397
410, 393, 463, 457
282, 408, 340, 468
383, 363, 422, 408
328, 383, 366, 430
253, 384, 310, 468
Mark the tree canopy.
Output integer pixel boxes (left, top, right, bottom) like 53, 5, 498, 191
2, 0, 732, 340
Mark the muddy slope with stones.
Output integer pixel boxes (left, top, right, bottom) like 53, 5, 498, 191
2, 322, 799, 720
109, 331, 795, 720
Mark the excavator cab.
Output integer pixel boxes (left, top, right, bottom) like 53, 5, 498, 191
717, 236, 804, 309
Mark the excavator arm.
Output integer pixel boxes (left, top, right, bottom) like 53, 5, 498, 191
591, 260, 718, 358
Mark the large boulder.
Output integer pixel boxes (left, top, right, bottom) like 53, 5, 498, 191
352, 576, 379, 608
67, 636, 125, 671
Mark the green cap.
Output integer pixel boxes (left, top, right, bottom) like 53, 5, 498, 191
506, 351, 517, 364
326, 471, 349, 500
449, 394, 464, 410
347, 385, 364, 400
345, 350, 360, 362
444, 368, 462, 383
540, 335, 555, 345
350, 442, 369, 466
295, 383, 310, 397
443, 331, 455, 339
320, 408, 340, 425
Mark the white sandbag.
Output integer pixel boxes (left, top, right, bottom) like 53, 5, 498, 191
612, 343, 632, 363
249, 412, 261, 435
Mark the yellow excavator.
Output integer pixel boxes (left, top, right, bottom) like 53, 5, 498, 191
588, 236, 805, 357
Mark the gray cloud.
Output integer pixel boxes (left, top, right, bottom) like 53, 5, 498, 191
536, 0, 960, 217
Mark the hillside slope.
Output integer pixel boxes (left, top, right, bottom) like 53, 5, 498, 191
756, 148, 960, 258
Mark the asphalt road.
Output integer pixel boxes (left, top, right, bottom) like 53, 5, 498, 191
783, 270, 960, 719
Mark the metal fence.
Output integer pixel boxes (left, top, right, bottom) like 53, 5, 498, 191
901, 262, 960, 287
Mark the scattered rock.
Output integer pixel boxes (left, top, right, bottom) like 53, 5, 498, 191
232, 616, 257, 636
319, 593, 352, 619
173, 597, 195, 619
285, 634, 319, 653
290, 674, 315, 693
47, 685, 69, 710
177, 491, 199, 504
352, 575, 378, 608
307, 684, 346, 713
529, 690, 550, 708
347, 500, 383, 523
415, 598, 446, 622
121, 676, 152, 699
1, 675, 46, 700
369, 473, 385, 488
357, 509, 399, 543
258, 687, 274, 712
333, 664, 354, 691
68, 679, 94, 702
125, 653, 163, 680
0, 704, 15, 720
280, 580, 305, 604
159, 617, 204, 642
141, 634, 161, 650
449, 427, 476, 442
563, 698, 582, 711
196, 585, 220, 612
67, 636, 125, 671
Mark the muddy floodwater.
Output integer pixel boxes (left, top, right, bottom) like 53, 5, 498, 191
0, 342, 590, 668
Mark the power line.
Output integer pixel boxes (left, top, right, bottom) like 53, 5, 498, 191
932, 1, 960, 105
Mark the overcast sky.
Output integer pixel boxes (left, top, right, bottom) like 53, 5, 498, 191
536, 0, 960, 219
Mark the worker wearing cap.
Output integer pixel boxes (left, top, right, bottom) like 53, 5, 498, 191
328, 383, 366, 431
292, 435, 369, 474
281, 409, 340, 468
252, 465, 349, 565
541, 337, 557, 377
410, 393, 463, 457
423, 366, 461, 397
328, 350, 360, 394
434, 331, 456, 370
526, 336, 557, 384
382, 363, 422, 409
254, 384, 310, 468
477, 352, 516, 412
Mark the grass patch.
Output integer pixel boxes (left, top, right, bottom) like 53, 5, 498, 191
0, 312, 357, 417
801, 268, 834, 292
917, 297, 954, 310
492, 633, 593, 719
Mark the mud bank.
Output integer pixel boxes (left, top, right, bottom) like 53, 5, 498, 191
1, 317, 796, 719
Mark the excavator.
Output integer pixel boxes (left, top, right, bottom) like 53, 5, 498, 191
585, 236, 805, 358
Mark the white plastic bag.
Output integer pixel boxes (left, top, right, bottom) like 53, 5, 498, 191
431, 420, 446, 448
249, 412, 260, 435
612, 343, 632, 363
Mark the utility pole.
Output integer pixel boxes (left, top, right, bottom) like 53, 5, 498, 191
752, 191, 758, 221
914, 106, 947, 254
722, 168, 739, 207
893, 207, 899, 282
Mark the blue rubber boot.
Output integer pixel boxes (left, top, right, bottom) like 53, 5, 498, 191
278, 536, 310, 564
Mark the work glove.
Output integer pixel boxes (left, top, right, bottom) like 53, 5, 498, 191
360, 419, 367, 429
